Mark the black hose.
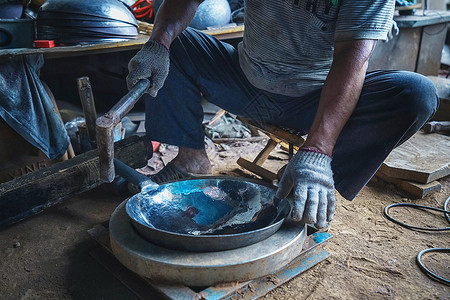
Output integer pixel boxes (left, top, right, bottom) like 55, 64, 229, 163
383, 197, 450, 231
416, 248, 450, 286
384, 196, 450, 286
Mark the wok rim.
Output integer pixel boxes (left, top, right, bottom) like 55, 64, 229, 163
125, 176, 291, 239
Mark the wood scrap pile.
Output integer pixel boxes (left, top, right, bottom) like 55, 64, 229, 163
376, 131, 450, 198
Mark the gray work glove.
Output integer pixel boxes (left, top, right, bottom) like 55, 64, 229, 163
384, 20, 399, 43
126, 40, 170, 97
276, 149, 336, 228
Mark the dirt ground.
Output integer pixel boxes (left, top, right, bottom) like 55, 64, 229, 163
0, 138, 449, 300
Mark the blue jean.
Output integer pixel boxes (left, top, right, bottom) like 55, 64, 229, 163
0, 54, 69, 159
146, 28, 439, 200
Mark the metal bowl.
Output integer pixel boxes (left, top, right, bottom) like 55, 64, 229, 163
125, 177, 291, 252
38, 0, 138, 26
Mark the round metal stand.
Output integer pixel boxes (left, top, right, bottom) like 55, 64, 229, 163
109, 200, 307, 286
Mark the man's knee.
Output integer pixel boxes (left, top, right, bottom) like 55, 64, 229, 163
395, 72, 439, 122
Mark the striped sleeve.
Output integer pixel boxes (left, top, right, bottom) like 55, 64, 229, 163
335, 0, 396, 41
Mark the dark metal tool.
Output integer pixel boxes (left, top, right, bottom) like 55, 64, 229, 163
96, 79, 150, 183
423, 121, 450, 134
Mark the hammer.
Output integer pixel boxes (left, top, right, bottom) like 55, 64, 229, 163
423, 121, 450, 134
96, 79, 150, 183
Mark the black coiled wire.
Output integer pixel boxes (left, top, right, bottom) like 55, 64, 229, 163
384, 196, 450, 285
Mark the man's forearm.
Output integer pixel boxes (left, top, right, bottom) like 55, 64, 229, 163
150, 0, 204, 49
303, 39, 377, 156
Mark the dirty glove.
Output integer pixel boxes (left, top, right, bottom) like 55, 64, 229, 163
276, 148, 336, 228
384, 20, 399, 43
126, 40, 170, 97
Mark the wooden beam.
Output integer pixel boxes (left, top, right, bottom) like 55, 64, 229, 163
237, 116, 305, 146
237, 157, 278, 182
376, 169, 441, 199
380, 132, 450, 184
0, 135, 152, 229
253, 139, 278, 166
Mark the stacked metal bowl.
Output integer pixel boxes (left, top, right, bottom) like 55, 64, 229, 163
36, 0, 138, 45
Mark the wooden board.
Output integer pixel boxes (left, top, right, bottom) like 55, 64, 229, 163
237, 157, 278, 182
237, 116, 305, 146
379, 132, 450, 184
0, 135, 152, 229
415, 22, 448, 76
394, 10, 450, 28
0, 25, 244, 60
368, 10, 450, 76
375, 170, 441, 198
368, 27, 421, 73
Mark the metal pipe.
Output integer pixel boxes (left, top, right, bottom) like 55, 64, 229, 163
114, 158, 159, 193
77, 77, 98, 148
109, 79, 151, 122
96, 79, 150, 183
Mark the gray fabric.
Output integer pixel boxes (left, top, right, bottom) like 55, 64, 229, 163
0, 54, 69, 159
276, 150, 336, 228
126, 40, 170, 97
239, 0, 395, 97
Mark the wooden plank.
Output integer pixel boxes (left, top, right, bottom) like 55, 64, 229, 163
394, 10, 450, 28
237, 117, 305, 146
380, 132, 450, 184
236, 157, 277, 181
253, 139, 278, 166
0, 135, 152, 229
415, 23, 448, 76
0, 35, 150, 59
137, 20, 244, 41
202, 25, 245, 36
376, 170, 442, 198
368, 27, 421, 72
0, 25, 243, 59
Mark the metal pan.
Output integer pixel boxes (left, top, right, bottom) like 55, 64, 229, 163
115, 159, 291, 252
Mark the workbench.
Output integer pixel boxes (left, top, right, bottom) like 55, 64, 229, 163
0, 24, 244, 59
368, 10, 450, 76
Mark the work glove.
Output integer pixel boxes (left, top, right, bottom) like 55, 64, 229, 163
384, 20, 399, 43
276, 148, 336, 228
126, 40, 170, 97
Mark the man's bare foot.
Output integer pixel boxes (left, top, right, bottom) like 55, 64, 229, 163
170, 147, 212, 175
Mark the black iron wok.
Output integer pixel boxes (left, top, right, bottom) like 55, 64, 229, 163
115, 159, 291, 252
